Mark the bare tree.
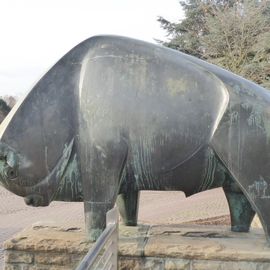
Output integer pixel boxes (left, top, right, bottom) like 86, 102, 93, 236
158, 0, 270, 88
202, 0, 270, 88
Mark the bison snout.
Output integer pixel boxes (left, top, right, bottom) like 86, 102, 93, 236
24, 195, 49, 207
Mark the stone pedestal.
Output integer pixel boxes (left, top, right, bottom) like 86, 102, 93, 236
4, 223, 270, 270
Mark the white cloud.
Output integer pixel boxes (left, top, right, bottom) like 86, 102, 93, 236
0, 0, 183, 96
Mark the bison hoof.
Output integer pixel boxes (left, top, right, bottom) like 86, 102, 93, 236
231, 225, 250, 232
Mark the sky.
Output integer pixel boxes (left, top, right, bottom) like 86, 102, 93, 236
0, 0, 183, 97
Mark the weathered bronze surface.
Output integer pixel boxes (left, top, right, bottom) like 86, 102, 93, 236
0, 36, 269, 242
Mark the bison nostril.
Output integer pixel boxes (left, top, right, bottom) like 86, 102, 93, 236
24, 195, 46, 207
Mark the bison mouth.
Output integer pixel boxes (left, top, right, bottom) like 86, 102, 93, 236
24, 194, 49, 207
22, 138, 75, 207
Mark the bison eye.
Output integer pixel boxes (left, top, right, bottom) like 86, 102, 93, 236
4, 167, 17, 180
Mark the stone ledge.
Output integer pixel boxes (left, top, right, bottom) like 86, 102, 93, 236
119, 258, 270, 270
4, 223, 270, 269
119, 223, 270, 262
4, 224, 91, 254
144, 225, 269, 262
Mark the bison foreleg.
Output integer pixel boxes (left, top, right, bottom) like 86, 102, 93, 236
80, 139, 128, 242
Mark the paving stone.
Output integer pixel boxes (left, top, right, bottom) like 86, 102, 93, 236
119, 258, 141, 270
34, 253, 70, 265
165, 259, 190, 270
192, 260, 270, 270
5, 251, 33, 264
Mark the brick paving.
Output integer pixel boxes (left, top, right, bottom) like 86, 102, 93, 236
0, 186, 229, 269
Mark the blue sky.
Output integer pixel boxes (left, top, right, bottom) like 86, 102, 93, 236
0, 0, 183, 97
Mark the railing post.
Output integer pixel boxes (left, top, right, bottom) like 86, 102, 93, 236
75, 207, 119, 270
106, 207, 118, 270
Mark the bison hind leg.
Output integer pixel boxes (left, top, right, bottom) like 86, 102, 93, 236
223, 173, 255, 232
117, 189, 140, 226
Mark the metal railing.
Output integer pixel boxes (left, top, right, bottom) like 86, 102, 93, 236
75, 207, 119, 270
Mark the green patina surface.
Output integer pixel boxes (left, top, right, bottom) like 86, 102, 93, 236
0, 150, 18, 187
54, 152, 83, 202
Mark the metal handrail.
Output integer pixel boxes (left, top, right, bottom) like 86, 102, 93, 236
75, 207, 118, 270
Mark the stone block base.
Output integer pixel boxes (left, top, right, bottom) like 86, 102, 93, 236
4, 223, 270, 270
